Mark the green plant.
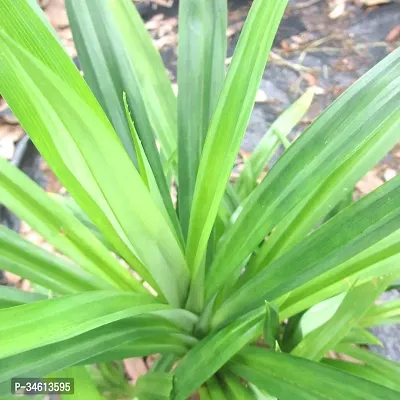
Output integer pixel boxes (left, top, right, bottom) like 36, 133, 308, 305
0, 0, 399, 398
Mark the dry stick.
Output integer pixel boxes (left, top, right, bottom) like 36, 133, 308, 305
292, 0, 322, 9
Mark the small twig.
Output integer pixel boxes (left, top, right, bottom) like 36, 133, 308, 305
269, 51, 315, 73
292, 0, 322, 9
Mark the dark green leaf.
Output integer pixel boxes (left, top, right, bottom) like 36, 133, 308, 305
263, 301, 279, 349
0, 158, 142, 293
0, 286, 46, 308
321, 358, 400, 393
0, 25, 189, 305
212, 174, 400, 328
235, 88, 314, 200
230, 347, 399, 399
361, 296, 400, 327
133, 372, 173, 400
0, 225, 103, 294
291, 277, 392, 360
208, 47, 400, 296
186, 0, 288, 277
177, 0, 227, 239
172, 308, 264, 400
107, 0, 177, 164
65, 0, 137, 163
0, 315, 195, 394
279, 228, 400, 320
0, 291, 173, 359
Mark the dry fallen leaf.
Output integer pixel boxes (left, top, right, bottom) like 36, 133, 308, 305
359, 0, 391, 5
124, 357, 148, 384
38, 0, 50, 9
0, 124, 24, 159
302, 72, 317, 87
383, 168, 397, 181
329, 0, 346, 19
281, 40, 292, 52
255, 89, 269, 103
4, 271, 21, 285
45, 0, 69, 29
355, 170, 384, 194
386, 25, 400, 42
226, 21, 244, 38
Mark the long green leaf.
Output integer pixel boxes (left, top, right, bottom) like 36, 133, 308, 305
204, 376, 227, 400
123, 93, 183, 246
59, 366, 105, 400
0, 291, 173, 359
65, 0, 137, 162
171, 308, 264, 400
321, 358, 400, 392
53, 195, 114, 251
177, 0, 227, 239
291, 277, 392, 360
341, 327, 382, 346
282, 294, 345, 352
80, 338, 190, 366
107, 0, 177, 163
335, 344, 400, 385
0, 316, 194, 393
199, 387, 213, 400
280, 228, 400, 319
361, 296, 400, 327
230, 347, 400, 399
0, 286, 46, 308
219, 371, 256, 399
208, 47, 400, 295
186, 0, 288, 276
133, 372, 173, 400
235, 88, 314, 200
0, 225, 103, 294
0, 159, 141, 292
0, 0, 90, 97
0, 21, 189, 305
212, 174, 400, 328
72, 0, 179, 242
